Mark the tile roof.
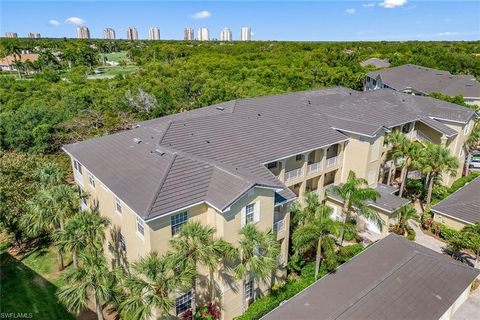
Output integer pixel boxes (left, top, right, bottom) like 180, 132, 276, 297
367, 64, 480, 98
432, 176, 480, 225
262, 234, 480, 320
63, 88, 474, 220
0, 53, 39, 65
360, 58, 390, 68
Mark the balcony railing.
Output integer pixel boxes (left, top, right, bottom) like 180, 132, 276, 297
273, 219, 286, 233
285, 168, 303, 182
307, 162, 322, 175
325, 156, 338, 168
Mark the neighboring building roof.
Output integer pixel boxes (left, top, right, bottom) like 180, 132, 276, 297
262, 234, 480, 320
360, 57, 390, 68
367, 64, 480, 98
0, 53, 39, 65
432, 176, 480, 225
64, 88, 475, 221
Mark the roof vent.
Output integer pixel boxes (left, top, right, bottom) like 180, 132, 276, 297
216, 106, 225, 111
133, 138, 142, 144
466, 84, 473, 86
153, 148, 166, 156
206, 140, 210, 144
257, 113, 261, 117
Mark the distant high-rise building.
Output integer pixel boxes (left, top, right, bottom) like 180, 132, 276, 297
148, 27, 160, 40
76, 27, 90, 39
126, 27, 139, 40
5, 32, 18, 38
28, 32, 41, 39
184, 27, 194, 41
103, 28, 116, 40
197, 27, 209, 41
241, 27, 252, 41
220, 28, 232, 41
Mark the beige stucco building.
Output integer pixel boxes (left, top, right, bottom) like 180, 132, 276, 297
64, 87, 476, 319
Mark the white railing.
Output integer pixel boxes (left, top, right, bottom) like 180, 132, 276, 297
325, 156, 338, 168
307, 162, 322, 175
273, 219, 286, 233
285, 168, 303, 182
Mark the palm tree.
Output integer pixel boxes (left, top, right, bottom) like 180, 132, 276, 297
391, 205, 420, 235
34, 163, 64, 189
327, 171, 382, 238
169, 221, 234, 315
25, 184, 80, 270
56, 210, 110, 268
234, 224, 280, 313
292, 204, 341, 279
119, 251, 195, 319
57, 250, 116, 320
466, 121, 479, 151
290, 191, 322, 228
461, 223, 480, 268
420, 143, 459, 205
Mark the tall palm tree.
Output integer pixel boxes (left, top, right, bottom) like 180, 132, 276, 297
420, 143, 459, 205
391, 205, 420, 235
234, 224, 280, 313
119, 251, 195, 320
292, 204, 341, 279
57, 250, 116, 320
327, 171, 382, 237
56, 210, 110, 268
169, 221, 234, 315
34, 163, 64, 189
290, 191, 322, 228
25, 184, 80, 270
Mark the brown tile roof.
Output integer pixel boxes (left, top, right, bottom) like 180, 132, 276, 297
0, 53, 39, 65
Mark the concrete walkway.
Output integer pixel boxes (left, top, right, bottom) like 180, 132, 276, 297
451, 285, 480, 320
410, 222, 446, 254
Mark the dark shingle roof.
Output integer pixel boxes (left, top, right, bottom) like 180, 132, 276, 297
262, 234, 480, 320
360, 58, 390, 68
432, 176, 480, 225
63, 88, 474, 220
368, 64, 480, 98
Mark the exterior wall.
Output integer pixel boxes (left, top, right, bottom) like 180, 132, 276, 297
432, 211, 470, 231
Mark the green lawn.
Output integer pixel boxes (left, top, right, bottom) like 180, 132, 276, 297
105, 51, 128, 63
0, 242, 74, 319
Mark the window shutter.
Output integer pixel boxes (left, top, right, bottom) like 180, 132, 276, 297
241, 206, 246, 227
254, 201, 260, 223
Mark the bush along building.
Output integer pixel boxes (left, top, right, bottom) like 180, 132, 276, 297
63, 87, 476, 319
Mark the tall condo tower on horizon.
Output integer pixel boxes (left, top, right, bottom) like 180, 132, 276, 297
148, 27, 160, 40
5, 32, 17, 38
126, 27, 139, 40
241, 27, 252, 41
220, 27, 232, 41
184, 27, 194, 40
103, 28, 116, 39
28, 32, 41, 38
197, 27, 209, 41
76, 26, 90, 39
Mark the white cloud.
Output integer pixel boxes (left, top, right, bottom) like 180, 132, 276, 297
191, 10, 211, 20
65, 17, 86, 25
363, 3, 376, 8
436, 32, 457, 36
380, 0, 407, 8
345, 8, 356, 14
48, 19, 60, 26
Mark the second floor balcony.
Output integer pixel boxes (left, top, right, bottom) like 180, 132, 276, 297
325, 156, 339, 169
307, 161, 322, 175
285, 168, 303, 182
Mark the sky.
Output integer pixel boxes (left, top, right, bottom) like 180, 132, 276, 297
1, 1, 479, 41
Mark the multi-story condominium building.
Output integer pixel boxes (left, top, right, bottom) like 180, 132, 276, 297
103, 28, 116, 40
148, 27, 160, 40
126, 27, 139, 40
184, 27, 194, 40
63, 87, 475, 319
28, 32, 41, 39
197, 27, 209, 41
76, 26, 90, 39
5, 32, 18, 38
220, 28, 232, 41
365, 64, 480, 106
240, 27, 251, 41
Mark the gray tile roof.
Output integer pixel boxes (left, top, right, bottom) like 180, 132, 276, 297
262, 234, 480, 320
432, 176, 480, 225
419, 117, 458, 137
368, 64, 480, 98
63, 88, 474, 220
360, 58, 390, 68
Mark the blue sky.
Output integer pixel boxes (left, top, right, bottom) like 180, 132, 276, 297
1, 1, 479, 41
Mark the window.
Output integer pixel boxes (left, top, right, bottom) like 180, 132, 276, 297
73, 160, 82, 174
115, 197, 122, 214
372, 79, 377, 86
267, 162, 277, 169
88, 172, 95, 188
136, 216, 145, 236
245, 279, 254, 302
295, 154, 302, 161
402, 123, 411, 134
245, 203, 255, 224
242, 202, 259, 226
171, 211, 188, 236
119, 233, 126, 252
176, 292, 192, 316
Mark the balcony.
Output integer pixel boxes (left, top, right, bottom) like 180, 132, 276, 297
273, 219, 286, 233
325, 156, 338, 169
285, 168, 303, 182
307, 162, 322, 175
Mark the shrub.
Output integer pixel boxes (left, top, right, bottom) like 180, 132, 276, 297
336, 244, 364, 263
195, 302, 221, 320
407, 228, 416, 241
343, 225, 358, 242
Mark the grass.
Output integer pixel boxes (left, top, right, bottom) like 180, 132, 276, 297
0, 241, 75, 319
105, 51, 128, 62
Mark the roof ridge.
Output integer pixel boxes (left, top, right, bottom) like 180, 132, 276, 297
145, 153, 177, 219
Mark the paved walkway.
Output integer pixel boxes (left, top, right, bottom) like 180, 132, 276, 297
410, 222, 446, 254
451, 285, 480, 320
